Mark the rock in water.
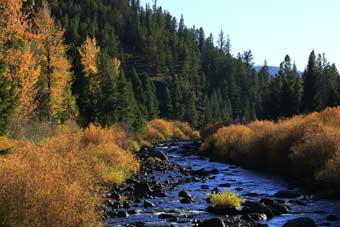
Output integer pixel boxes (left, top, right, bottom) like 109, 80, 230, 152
117, 211, 129, 218
178, 190, 191, 198
134, 182, 153, 196
274, 190, 301, 198
143, 200, 155, 208
283, 217, 316, 227
326, 214, 338, 221
242, 201, 274, 219
147, 149, 168, 160
198, 218, 226, 227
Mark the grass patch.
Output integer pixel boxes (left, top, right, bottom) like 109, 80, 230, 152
209, 191, 245, 208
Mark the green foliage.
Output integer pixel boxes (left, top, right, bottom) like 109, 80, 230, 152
31, 0, 340, 128
0, 61, 19, 136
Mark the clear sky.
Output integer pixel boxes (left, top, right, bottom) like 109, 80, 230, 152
140, 0, 340, 70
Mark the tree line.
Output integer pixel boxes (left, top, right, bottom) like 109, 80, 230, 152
1, 0, 340, 135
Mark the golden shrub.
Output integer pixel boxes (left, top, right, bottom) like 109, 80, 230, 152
0, 124, 139, 227
202, 107, 340, 192
140, 119, 198, 146
209, 191, 245, 208
211, 125, 253, 161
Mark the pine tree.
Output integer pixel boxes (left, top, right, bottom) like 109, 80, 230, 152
163, 87, 173, 119
114, 71, 143, 132
130, 68, 147, 116
94, 50, 117, 126
257, 61, 271, 119
0, 61, 19, 135
140, 73, 159, 119
279, 55, 302, 117
302, 50, 319, 113
184, 93, 198, 128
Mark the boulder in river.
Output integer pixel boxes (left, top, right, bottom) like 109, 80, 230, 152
242, 201, 274, 219
219, 183, 231, 187
248, 213, 267, 221
158, 213, 178, 219
143, 200, 155, 208
117, 211, 129, 218
134, 181, 153, 197
206, 205, 242, 215
326, 214, 339, 221
198, 218, 225, 227
147, 149, 168, 160
288, 200, 306, 206
274, 190, 301, 198
178, 190, 192, 198
283, 217, 316, 227
180, 197, 194, 203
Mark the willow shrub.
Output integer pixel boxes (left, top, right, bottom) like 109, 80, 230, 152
0, 124, 139, 227
201, 107, 340, 193
140, 119, 199, 147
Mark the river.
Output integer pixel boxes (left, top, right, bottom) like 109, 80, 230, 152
106, 142, 340, 227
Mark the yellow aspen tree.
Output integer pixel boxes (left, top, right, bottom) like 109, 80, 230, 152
0, 0, 40, 118
34, 0, 76, 120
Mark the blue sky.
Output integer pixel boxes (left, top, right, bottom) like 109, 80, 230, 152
140, 0, 340, 70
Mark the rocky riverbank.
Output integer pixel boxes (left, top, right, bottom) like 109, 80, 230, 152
104, 141, 340, 227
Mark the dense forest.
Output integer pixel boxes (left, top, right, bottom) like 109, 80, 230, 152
1, 0, 340, 134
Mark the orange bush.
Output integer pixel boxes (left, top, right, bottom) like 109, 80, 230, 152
140, 119, 198, 147
0, 124, 139, 227
201, 107, 340, 194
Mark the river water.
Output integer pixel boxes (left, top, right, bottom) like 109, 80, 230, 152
107, 142, 340, 227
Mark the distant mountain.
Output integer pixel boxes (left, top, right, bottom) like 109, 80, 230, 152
254, 66, 303, 76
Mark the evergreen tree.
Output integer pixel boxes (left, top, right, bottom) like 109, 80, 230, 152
0, 61, 19, 135
279, 55, 302, 117
114, 71, 144, 132
140, 73, 159, 119
163, 87, 173, 119
302, 50, 319, 112
130, 68, 147, 116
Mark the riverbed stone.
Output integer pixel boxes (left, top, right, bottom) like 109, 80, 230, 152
274, 190, 301, 198
288, 200, 306, 206
248, 213, 267, 221
117, 211, 129, 218
242, 201, 274, 219
283, 217, 316, 227
326, 214, 338, 221
134, 181, 153, 197
143, 200, 155, 208
206, 205, 241, 215
180, 197, 194, 203
198, 218, 225, 227
178, 190, 191, 198
219, 183, 231, 187
159, 213, 178, 219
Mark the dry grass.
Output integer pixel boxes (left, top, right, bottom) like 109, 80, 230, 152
209, 191, 245, 208
201, 107, 340, 195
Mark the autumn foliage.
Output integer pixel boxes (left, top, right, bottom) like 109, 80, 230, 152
0, 0, 40, 118
140, 119, 200, 147
201, 107, 340, 195
0, 124, 139, 227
